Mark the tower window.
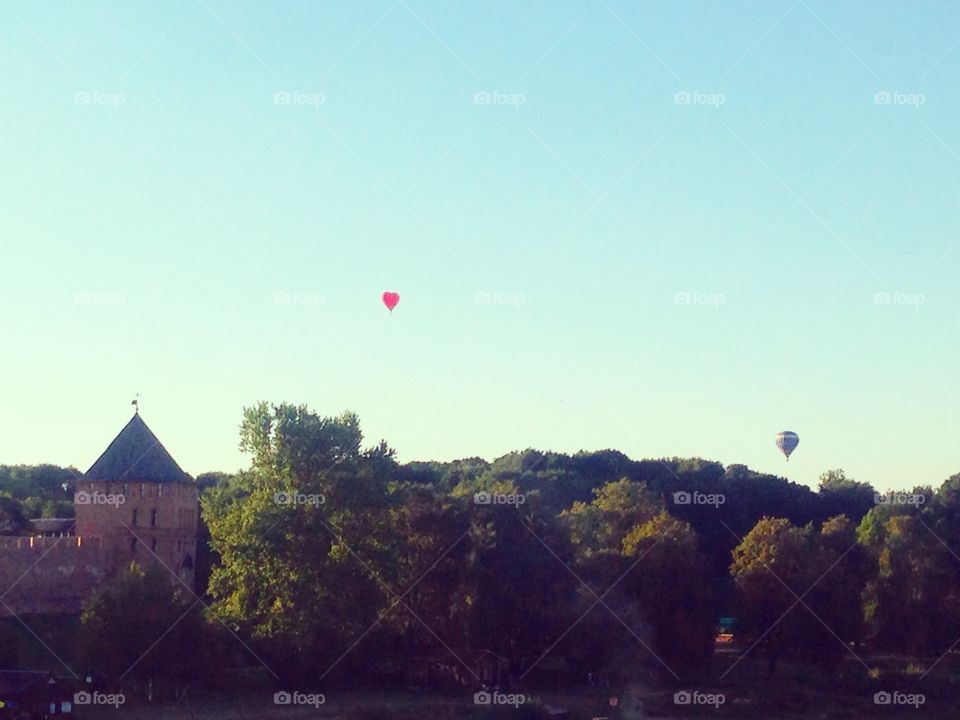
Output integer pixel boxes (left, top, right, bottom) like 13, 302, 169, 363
151, 538, 157, 552
150, 509, 158, 527
131, 538, 138, 552
132, 509, 138, 526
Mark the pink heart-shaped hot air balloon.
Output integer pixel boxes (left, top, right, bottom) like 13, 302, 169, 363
382, 291, 400, 312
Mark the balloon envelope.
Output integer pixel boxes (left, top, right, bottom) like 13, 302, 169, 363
776, 431, 799, 460
382, 291, 400, 312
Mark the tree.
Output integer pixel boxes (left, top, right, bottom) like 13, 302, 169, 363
381, 487, 474, 668
621, 512, 715, 676
818, 469, 876, 525
860, 510, 960, 656
465, 492, 580, 677
563, 479, 662, 558
0, 464, 77, 502
195, 471, 234, 495
204, 403, 398, 682
562, 482, 714, 680
0, 496, 29, 535
731, 516, 870, 675
80, 564, 208, 692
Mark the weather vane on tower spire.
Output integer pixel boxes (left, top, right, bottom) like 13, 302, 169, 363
132, 393, 140, 414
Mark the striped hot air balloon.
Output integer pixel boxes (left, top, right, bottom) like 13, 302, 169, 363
776, 431, 800, 461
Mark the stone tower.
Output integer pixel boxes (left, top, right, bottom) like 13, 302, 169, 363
75, 412, 199, 589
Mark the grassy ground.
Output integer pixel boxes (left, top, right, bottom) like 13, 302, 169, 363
76, 684, 958, 720
6, 619, 953, 720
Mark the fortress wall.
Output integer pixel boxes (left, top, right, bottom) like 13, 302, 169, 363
0, 536, 113, 616
74, 479, 199, 587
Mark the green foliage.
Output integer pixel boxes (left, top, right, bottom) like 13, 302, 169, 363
559, 482, 713, 679
195, 471, 235, 495
80, 564, 209, 684
818, 469, 877, 524
0, 465, 76, 530
204, 403, 398, 681
0, 496, 30, 535
731, 515, 871, 674
621, 512, 715, 675
0, 464, 77, 502
466, 496, 580, 670
563, 479, 663, 557
14, 403, 960, 689
859, 498, 960, 656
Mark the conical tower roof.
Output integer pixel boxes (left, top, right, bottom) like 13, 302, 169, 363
85, 414, 192, 483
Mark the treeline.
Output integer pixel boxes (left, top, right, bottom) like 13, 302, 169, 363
5, 405, 958, 697
189, 405, 956, 688
0, 464, 77, 533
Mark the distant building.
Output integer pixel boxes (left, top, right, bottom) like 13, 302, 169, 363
28, 519, 76, 537
0, 670, 74, 717
0, 413, 199, 617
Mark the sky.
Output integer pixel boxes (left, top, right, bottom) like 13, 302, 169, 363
1, 1, 959, 492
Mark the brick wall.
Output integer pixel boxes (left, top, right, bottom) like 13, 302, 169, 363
75, 479, 199, 587
0, 536, 110, 616
0, 480, 200, 618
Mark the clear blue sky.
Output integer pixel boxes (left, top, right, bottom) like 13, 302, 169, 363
2, 1, 958, 492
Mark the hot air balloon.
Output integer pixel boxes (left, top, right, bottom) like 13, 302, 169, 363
776, 431, 799, 461
382, 291, 400, 313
